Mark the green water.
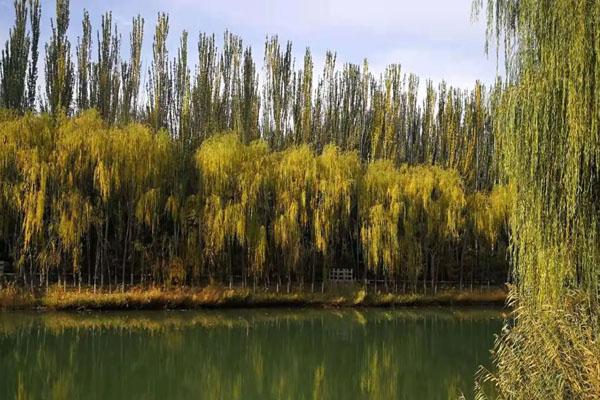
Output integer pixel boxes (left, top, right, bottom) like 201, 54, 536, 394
0, 308, 503, 400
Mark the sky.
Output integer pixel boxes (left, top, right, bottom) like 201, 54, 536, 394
0, 0, 498, 90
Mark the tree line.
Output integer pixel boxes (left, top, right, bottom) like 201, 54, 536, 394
0, 1, 501, 189
0, 0, 510, 291
0, 111, 509, 291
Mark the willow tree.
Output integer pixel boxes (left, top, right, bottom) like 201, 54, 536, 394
426, 168, 466, 290
53, 113, 97, 289
237, 140, 270, 288
399, 166, 466, 292
474, 0, 600, 398
196, 134, 270, 287
0, 115, 21, 274
273, 145, 316, 291
8, 114, 57, 286
359, 160, 403, 288
313, 145, 361, 291
112, 122, 173, 288
467, 184, 512, 288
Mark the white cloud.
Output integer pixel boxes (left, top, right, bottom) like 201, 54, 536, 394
368, 45, 496, 88
159, 0, 494, 86
166, 0, 481, 39
0, 0, 496, 89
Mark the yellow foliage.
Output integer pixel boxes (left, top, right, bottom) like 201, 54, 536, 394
314, 145, 360, 256
468, 184, 513, 248
0, 112, 508, 288
273, 145, 316, 272
195, 133, 270, 274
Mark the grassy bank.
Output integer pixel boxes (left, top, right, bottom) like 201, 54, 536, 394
0, 285, 507, 311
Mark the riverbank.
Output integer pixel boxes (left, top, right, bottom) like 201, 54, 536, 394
0, 285, 507, 311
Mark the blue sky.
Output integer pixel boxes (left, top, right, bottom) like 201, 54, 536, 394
0, 0, 497, 89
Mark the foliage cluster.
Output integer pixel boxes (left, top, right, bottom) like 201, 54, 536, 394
0, 0, 499, 192
474, 0, 600, 397
0, 112, 510, 291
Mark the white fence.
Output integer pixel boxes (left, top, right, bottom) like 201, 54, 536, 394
328, 268, 354, 282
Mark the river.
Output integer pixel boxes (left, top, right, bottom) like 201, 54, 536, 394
0, 308, 504, 399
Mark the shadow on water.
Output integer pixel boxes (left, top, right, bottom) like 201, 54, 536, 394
0, 307, 505, 400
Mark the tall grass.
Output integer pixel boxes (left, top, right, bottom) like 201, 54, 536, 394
0, 284, 507, 311
475, 290, 600, 399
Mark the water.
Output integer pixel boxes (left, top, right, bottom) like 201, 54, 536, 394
0, 308, 504, 400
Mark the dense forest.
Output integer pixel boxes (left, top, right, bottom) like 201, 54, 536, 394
0, 0, 511, 292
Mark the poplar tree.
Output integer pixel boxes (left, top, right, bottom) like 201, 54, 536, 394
44, 0, 74, 115
191, 33, 217, 144
76, 10, 91, 112
26, 0, 41, 111
240, 47, 259, 143
120, 15, 144, 123
219, 31, 242, 132
299, 48, 313, 145
172, 30, 190, 140
263, 36, 293, 149
339, 62, 364, 154
90, 12, 120, 123
1, 0, 31, 112
147, 13, 171, 132
420, 81, 437, 164
318, 51, 339, 149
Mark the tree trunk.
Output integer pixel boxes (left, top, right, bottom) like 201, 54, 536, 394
87, 230, 92, 287
276, 273, 281, 293
459, 242, 464, 290
311, 253, 315, 293
94, 233, 100, 293
228, 243, 233, 290
472, 238, 478, 290
321, 257, 326, 293
430, 253, 435, 294
122, 212, 131, 292
242, 253, 247, 289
